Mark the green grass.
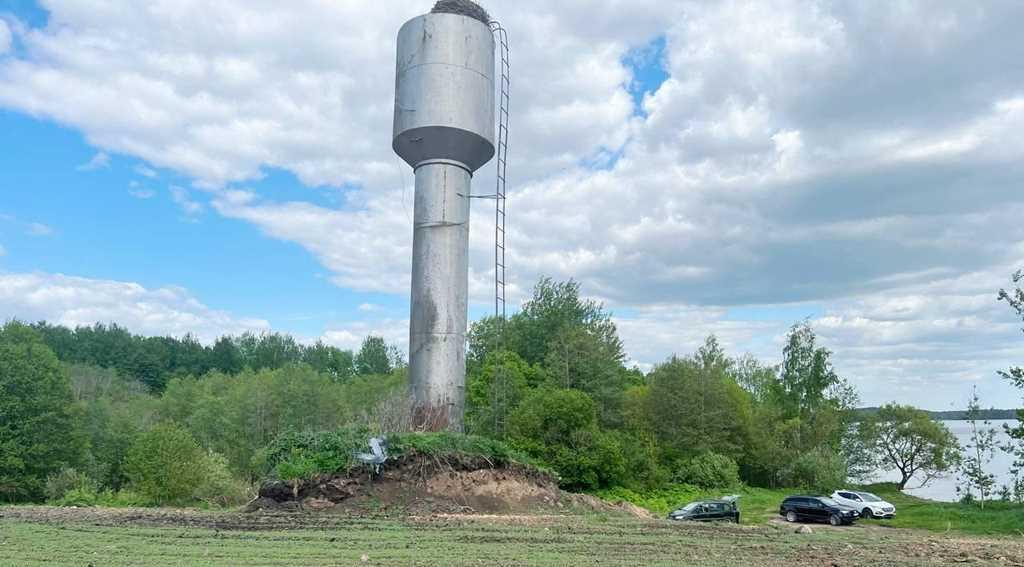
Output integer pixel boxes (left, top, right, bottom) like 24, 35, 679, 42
596, 482, 1024, 535
859, 483, 1024, 536
2, 507, 1020, 566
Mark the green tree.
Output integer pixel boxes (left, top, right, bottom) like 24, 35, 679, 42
465, 351, 534, 439
67, 364, 156, 489
998, 270, 1024, 497
858, 403, 960, 490
768, 322, 857, 455
958, 386, 999, 507
355, 336, 394, 376
542, 325, 634, 427
469, 278, 624, 368
235, 331, 303, 371
0, 322, 85, 501
731, 354, 777, 403
124, 423, 207, 505
209, 336, 243, 374
644, 338, 753, 466
302, 341, 355, 382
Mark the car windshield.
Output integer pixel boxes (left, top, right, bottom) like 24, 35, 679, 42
819, 498, 840, 506
856, 492, 882, 502
678, 503, 700, 512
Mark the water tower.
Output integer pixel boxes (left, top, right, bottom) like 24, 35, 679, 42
393, 1, 504, 431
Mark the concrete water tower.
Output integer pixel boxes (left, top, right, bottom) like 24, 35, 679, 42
393, 1, 497, 431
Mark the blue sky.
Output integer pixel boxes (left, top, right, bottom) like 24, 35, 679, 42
2, 0, 1023, 408
1, 108, 403, 338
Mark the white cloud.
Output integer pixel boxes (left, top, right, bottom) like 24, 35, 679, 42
169, 186, 202, 216
0, 244, 6, 257
0, 20, 10, 55
129, 188, 155, 199
321, 318, 408, 353
1, 0, 1023, 407
0, 272, 269, 343
76, 151, 110, 171
134, 165, 157, 179
26, 222, 53, 237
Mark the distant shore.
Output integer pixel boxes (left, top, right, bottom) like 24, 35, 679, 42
854, 407, 1021, 421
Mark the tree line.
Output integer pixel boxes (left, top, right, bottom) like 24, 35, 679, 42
2, 274, 1023, 508
30, 322, 404, 391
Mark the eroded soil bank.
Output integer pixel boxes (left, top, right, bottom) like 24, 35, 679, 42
249, 452, 648, 518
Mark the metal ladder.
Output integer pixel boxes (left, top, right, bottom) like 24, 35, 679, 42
489, 22, 510, 438
491, 22, 510, 321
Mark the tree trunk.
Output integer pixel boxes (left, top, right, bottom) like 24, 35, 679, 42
897, 473, 910, 490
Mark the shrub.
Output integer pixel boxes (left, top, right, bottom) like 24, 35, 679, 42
258, 426, 372, 481
674, 452, 740, 489
259, 426, 541, 482
45, 467, 99, 502
780, 448, 847, 492
194, 452, 252, 508
124, 423, 208, 505
507, 389, 626, 490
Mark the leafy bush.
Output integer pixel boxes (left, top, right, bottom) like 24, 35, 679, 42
260, 426, 542, 482
124, 423, 208, 505
45, 467, 99, 502
258, 426, 371, 481
388, 431, 535, 467
507, 388, 626, 490
596, 484, 702, 515
779, 448, 847, 492
673, 452, 740, 489
194, 452, 252, 508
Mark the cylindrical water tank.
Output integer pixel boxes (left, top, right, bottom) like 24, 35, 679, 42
393, 12, 496, 173
393, 7, 496, 432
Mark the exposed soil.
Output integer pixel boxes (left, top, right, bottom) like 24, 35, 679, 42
248, 452, 649, 519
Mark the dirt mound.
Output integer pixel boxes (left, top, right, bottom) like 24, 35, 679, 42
249, 452, 581, 516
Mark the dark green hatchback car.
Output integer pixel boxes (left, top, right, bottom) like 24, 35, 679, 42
667, 498, 740, 523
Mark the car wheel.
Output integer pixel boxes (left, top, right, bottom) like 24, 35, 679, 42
829, 514, 841, 526
785, 511, 797, 523
862, 508, 874, 519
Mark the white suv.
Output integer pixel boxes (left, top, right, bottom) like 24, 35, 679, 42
831, 490, 895, 519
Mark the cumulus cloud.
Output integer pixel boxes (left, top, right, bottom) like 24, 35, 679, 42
0, 272, 268, 343
1, 0, 1023, 406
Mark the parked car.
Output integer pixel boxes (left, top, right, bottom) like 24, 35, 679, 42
830, 490, 896, 519
779, 496, 860, 526
668, 497, 740, 523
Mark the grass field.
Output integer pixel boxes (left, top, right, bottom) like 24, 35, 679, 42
2, 506, 1023, 566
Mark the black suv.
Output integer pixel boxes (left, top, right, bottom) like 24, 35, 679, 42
667, 499, 740, 523
779, 496, 859, 526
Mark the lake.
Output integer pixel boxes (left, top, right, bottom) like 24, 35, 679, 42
868, 419, 1020, 502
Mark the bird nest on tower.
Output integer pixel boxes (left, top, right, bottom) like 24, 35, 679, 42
431, 0, 491, 24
